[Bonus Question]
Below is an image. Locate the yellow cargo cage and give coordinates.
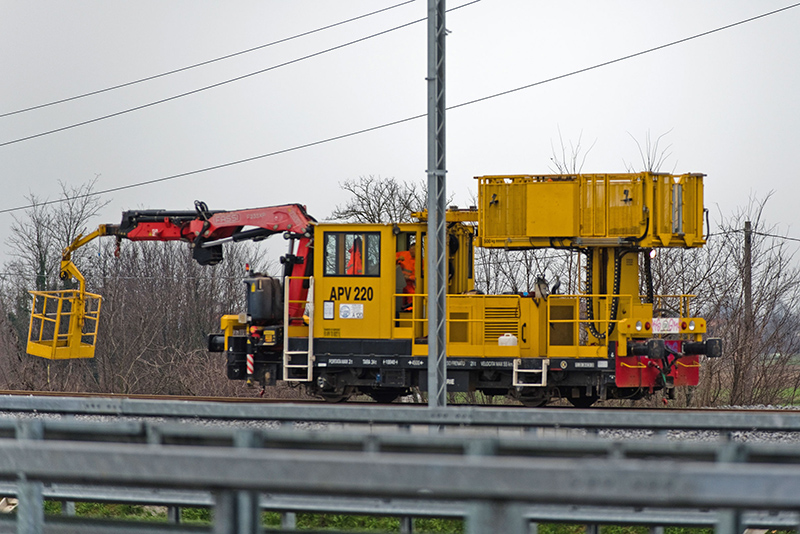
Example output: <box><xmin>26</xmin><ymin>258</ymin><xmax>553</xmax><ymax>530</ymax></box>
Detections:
<box><xmin>477</xmin><ymin>173</ymin><xmax>706</xmax><ymax>249</ymax></box>
<box><xmin>27</xmin><ymin>289</ymin><xmax>102</xmax><ymax>360</ymax></box>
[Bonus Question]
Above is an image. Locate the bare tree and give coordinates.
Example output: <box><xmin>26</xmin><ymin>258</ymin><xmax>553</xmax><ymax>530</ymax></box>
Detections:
<box><xmin>649</xmin><ymin>195</ymin><xmax>800</xmax><ymax>406</ymax></box>
<box><xmin>85</xmin><ymin>239</ymin><xmax>271</xmax><ymax>395</ymax></box>
<box><xmin>8</xmin><ymin>195</ymin><xmax>56</xmax><ymax>292</ymax></box>
<box><xmin>329</xmin><ymin>175</ymin><xmax>433</xmax><ymax>223</ymax></box>
<box><xmin>0</xmin><ymin>180</ymin><xmax>108</xmax><ymax>391</ymax></box>
<box><xmin>549</xmin><ymin>127</ymin><xmax>596</xmax><ymax>174</ymax></box>
<box><xmin>625</xmin><ymin>130</ymin><xmax>676</xmax><ymax>173</ymax></box>
<box><xmin>0</xmin><ymin>179</ymin><xmax>280</xmax><ymax>397</ymax></box>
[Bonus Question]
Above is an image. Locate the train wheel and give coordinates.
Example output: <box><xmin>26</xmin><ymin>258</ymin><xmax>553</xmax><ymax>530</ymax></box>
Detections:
<box><xmin>319</xmin><ymin>386</ymin><xmax>354</xmax><ymax>403</ymax></box>
<box><xmin>567</xmin><ymin>393</ymin><xmax>599</xmax><ymax>408</ymax></box>
<box><xmin>363</xmin><ymin>388</ymin><xmax>405</xmax><ymax>404</ymax></box>
<box><xmin>320</xmin><ymin>393</ymin><xmax>348</xmax><ymax>403</ymax></box>
<box><xmin>513</xmin><ymin>389</ymin><xmax>550</xmax><ymax>407</ymax></box>
<box><xmin>519</xmin><ymin>396</ymin><xmax>549</xmax><ymax>407</ymax></box>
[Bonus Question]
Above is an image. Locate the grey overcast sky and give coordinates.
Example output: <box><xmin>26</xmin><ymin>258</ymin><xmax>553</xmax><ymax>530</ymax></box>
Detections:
<box><xmin>1</xmin><ymin>1</ymin><xmax>799</xmax><ymax>262</ymax></box>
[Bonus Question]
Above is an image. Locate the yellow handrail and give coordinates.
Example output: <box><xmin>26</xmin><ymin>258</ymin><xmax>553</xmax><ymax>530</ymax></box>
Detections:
<box><xmin>620</xmin><ymin>361</ymin><xmax>647</xmax><ymax>369</ymax></box>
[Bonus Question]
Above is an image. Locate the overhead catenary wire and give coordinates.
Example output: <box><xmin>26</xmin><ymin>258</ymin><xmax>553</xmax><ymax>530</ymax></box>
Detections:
<box><xmin>1</xmin><ymin>1</ymin><xmax>798</xmax><ymax>215</ymax></box>
<box><xmin>753</xmin><ymin>231</ymin><xmax>800</xmax><ymax>243</ymax></box>
<box><xmin>0</xmin><ymin>0</ymin><xmax>414</xmax><ymax>119</ymax></box>
<box><xmin>0</xmin><ymin>1</ymin><xmax>480</xmax><ymax>149</ymax></box>
<box><xmin>448</xmin><ymin>1</ymin><xmax>800</xmax><ymax>112</ymax></box>
<box><xmin>707</xmin><ymin>229</ymin><xmax>800</xmax><ymax>244</ymax></box>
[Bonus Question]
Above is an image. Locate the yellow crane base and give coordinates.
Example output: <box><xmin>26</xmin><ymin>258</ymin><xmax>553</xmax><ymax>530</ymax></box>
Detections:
<box><xmin>27</xmin><ymin>289</ymin><xmax>101</xmax><ymax>360</ymax></box>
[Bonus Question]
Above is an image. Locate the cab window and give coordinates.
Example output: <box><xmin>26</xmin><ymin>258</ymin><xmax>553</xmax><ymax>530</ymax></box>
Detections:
<box><xmin>323</xmin><ymin>232</ymin><xmax>380</xmax><ymax>276</ymax></box>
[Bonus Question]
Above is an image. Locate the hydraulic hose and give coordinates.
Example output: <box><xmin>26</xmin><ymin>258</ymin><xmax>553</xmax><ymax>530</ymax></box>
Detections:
<box><xmin>644</xmin><ymin>248</ymin><xmax>654</xmax><ymax>304</ymax></box>
<box><xmin>584</xmin><ymin>249</ymin><xmax>621</xmax><ymax>340</ymax></box>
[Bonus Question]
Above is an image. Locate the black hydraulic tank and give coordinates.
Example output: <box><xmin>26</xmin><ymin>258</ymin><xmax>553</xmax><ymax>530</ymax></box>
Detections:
<box><xmin>244</xmin><ymin>275</ymin><xmax>283</xmax><ymax>326</ymax></box>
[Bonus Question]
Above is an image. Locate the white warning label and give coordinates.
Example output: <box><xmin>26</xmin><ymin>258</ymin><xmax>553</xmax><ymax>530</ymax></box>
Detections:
<box><xmin>338</xmin><ymin>303</ymin><xmax>364</xmax><ymax>319</ymax></box>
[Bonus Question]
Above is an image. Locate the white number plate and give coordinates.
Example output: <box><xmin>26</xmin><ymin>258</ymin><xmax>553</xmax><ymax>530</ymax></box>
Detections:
<box><xmin>652</xmin><ymin>317</ymin><xmax>680</xmax><ymax>334</ymax></box>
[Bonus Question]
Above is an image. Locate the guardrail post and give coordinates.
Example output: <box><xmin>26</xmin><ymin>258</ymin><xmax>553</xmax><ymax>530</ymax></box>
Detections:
<box><xmin>715</xmin><ymin>441</ymin><xmax>747</xmax><ymax>534</ymax></box>
<box><xmin>168</xmin><ymin>506</ymin><xmax>181</xmax><ymax>524</ymax></box>
<box><xmin>213</xmin><ymin>490</ymin><xmax>261</xmax><ymax>534</ymax></box>
<box><xmin>399</xmin><ymin>516</ymin><xmax>413</xmax><ymax>534</ymax></box>
<box><xmin>17</xmin><ymin>475</ymin><xmax>43</xmax><ymax>534</ymax></box>
<box><xmin>716</xmin><ymin>509</ymin><xmax>742</xmax><ymax>534</ymax></box>
<box><xmin>211</xmin><ymin>430</ymin><xmax>263</xmax><ymax>534</ymax></box>
<box><xmin>61</xmin><ymin>500</ymin><xmax>75</xmax><ymax>516</ymax></box>
<box><xmin>16</xmin><ymin>420</ymin><xmax>44</xmax><ymax>534</ymax></box>
<box><xmin>468</xmin><ymin>501</ymin><xmax>526</xmax><ymax>534</ymax></box>
<box><xmin>281</xmin><ymin>511</ymin><xmax>296</xmax><ymax>530</ymax></box>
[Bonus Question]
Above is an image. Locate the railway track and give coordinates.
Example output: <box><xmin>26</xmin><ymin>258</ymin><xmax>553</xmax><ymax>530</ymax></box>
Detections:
<box><xmin>0</xmin><ymin>389</ymin><xmax>796</xmax><ymax>416</ymax></box>
<box><xmin>0</xmin><ymin>389</ymin><xmax>314</xmax><ymax>404</ymax></box>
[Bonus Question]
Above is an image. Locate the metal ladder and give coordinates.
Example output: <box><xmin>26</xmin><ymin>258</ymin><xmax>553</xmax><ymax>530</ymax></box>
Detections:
<box><xmin>512</xmin><ymin>358</ymin><xmax>549</xmax><ymax>387</ymax></box>
<box><xmin>282</xmin><ymin>276</ymin><xmax>314</xmax><ymax>382</ymax></box>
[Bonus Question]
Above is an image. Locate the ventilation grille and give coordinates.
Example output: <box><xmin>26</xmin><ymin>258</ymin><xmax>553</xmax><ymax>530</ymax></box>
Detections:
<box><xmin>484</xmin><ymin>306</ymin><xmax>519</xmax><ymax>343</ymax></box>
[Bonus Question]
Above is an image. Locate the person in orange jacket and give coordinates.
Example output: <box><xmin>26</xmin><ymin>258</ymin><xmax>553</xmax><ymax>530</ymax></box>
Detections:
<box><xmin>346</xmin><ymin>237</ymin><xmax>363</xmax><ymax>275</ymax></box>
<box><xmin>395</xmin><ymin>247</ymin><xmax>416</xmax><ymax>307</ymax></box>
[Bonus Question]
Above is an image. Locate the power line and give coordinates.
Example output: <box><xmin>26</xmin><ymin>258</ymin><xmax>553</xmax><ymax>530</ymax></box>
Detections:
<box><xmin>448</xmin><ymin>1</ymin><xmax>800</xmax><ymax>111</ymax></box>
<box><xmin>1</xmin><ymin>1</ymin><xmax>797</xmax><ymax>215</ymax></box>
<box><xmin>0</xmin><ymin>1</ymin><xmax>414</xmax><ymax>119</ymax></box>
<box><xmin>0</xmin><ymin>1</ymin><xmax>480</xmax><ymax>149</ymax></box>
<box><xmin>754</xmin><ymin>231</ymin><xmax>800</xmax><ymax>243</ymax></box>
<box><xmin>0</xmin><ymin>112</ymin><xmax>426</xmax><ymax>214</ymax></box>
<box><xmin>707</xmin><ymin>229</ymin><xmax>800</xmax><ymax>244</ymax></box>
<box><xmin>707</xmin><ymin>230</ymin><xmax>742</xmax><ymax>238</ymax></box>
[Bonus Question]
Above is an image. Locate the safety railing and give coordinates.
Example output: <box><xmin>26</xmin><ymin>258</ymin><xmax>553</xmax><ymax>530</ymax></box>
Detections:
<box><xmin>27</xmin><ymin>289</ymin><xmax>101</xmax><ymax>360</ymax></box>
<box><xmin>650</xmin><ymin>293</ymin><xmax>696</xmax><ymax>318</ymax></box>
<box><xmin>544</xmin><ymin>293</ymin><xmax>635</xmax><ymax>357</ymax></box>
<box><xmin>394</xmin><ymin>292</ymin><xmax>525</xmax><ymax>357</ymax></box>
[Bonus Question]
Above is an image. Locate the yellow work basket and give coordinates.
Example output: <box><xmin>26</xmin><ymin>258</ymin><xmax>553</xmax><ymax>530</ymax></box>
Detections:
<box><xmin>27</xmin><ymin>289</ymin><xmax>102</xmax><ymax>360</ymax></box>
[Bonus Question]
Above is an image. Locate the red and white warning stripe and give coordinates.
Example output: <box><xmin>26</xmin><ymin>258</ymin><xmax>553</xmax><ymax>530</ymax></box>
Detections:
<box><xmin>246</xmin><ymin>353</ymin><xmax>254</xmax><ymax>376</ymax></box>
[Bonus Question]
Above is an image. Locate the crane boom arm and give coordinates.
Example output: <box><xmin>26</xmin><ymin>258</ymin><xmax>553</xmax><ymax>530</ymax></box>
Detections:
<box><xmin>61</xmin><ymin>202</ymin><xmax>316</xmax><ymax>320</ymax></box>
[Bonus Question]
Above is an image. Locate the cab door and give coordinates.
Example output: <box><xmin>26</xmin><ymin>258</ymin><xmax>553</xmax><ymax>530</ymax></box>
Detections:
<box><xmin>314</xmin><ymin>227</ymin><xmax>384</xmax><ymax>339</ymax></box>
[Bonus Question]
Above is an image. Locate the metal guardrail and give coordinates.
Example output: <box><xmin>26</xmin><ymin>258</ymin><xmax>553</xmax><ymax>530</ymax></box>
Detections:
<box><xmin>2</xmin><ymin>394</ymin><xmax>800</xmax><ymax>432</ymax></box>
<box><xmin>4</xmin><ymin>435</ymin><xmax>800</xmax><ymax>534</ymax></box>
<box><xmin>2</xmin><ymin>484</ymin><xmax>799</xmax><ymax>529</ymax></box>
<box><xmin>1</xmin><ymin>412</ymin><xmax>800</xmax><ymax>534</ymax></box>
<box><xmin>3</xmin><ymin>417</ymin><xmax>800</xmax><ymax>462</ymax></box>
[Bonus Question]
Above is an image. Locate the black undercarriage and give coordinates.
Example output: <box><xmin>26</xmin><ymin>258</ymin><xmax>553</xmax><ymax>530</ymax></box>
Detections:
<box><xmin>212</xmin><ymin>335</ymin><xmax>663</xmax><ymax>407</ymax></box>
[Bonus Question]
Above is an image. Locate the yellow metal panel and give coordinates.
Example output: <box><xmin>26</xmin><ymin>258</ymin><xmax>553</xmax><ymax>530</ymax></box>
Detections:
<box><xmin>547</xmin><ymin>345</ymin><xmax>608</xmax><ymax>358</ymax></box>
<box><xmin>479</xmin><ymin>177</ymin><xmax>529</xmax><ymax>243</ymax></box>
<box><xmin>655</xmin><ymin>174</ymin><xmax>674</xmax><ymax>246</ymax></box>
<box><xmin>525</xmin><ymin>181</ymin><xmax>578</xmax><ymax>237</ymax></box>
<box><xmin>607</xmin><ymin>175</ymin><xmax>644</xmax><ymax>236</ymax></box>
<box><xmin>580</xmin><ymin>174</ymin><xmax>606</xmax><ymax>237</ymax></box>
<box><xmin>477</xmin><ymin>173</ymin><xmax>705</xmax><ymax>249</ymax></box>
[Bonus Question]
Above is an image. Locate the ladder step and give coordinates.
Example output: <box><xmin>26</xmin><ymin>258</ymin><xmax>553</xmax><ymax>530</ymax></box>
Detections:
<box><xmin>282</xmin><ymin>276</ymin><xmax>315</xmax><ymax>382</ymax></box>
<box><xmin>512</xmin><ymin>359</ymin><xmax>549</xmax><ymax>387</ymax></box>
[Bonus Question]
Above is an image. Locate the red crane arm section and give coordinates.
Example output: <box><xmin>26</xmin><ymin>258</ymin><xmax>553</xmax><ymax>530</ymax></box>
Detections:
<box><xmin>111</xmin><ymin>203</ymin><xmax>316</xmax><ymax>324</ymax></box>
<box><xmin>119</xmin><ymin>204</ymin><xmax>314</xmax><ymax>243</ymax></box>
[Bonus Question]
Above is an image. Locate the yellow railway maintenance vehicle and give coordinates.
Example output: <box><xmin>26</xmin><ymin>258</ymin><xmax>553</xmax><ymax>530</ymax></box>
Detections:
<box><xmin>28</xmin><ymin>173</ymin><xmax>721</xmax><ymax>406</ymax></box>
